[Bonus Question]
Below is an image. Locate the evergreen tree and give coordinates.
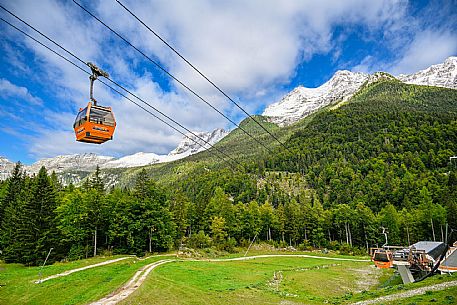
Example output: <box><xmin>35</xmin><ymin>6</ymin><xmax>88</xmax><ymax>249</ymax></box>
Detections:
<box><xmin>133</xmin><ymin>172</ymin><xmax>175</xmax><ymax>253</ymax></box>
<box><xmin>16</xmin><ymin>167</ymin><xmax>59</xmax><ymax>265</ymax></box>
<box><xmin>1</xmin><ymin>163</ymin><xmax>26</xmax><ymax>262</ymax></box>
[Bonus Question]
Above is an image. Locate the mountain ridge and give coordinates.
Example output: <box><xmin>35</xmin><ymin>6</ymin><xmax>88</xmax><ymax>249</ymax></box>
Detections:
<box><xmin>1</xmin><ymin>57</ymin><xmax>455</xmax><ymax>183</ymax></box>
<box><xmin>262</xmin><ymin>56</ymin><xmax>457</xmax><ymax>126</ymax></box>
<box><xmin>0</xmin><ymin>128</ymin><xmax>228</xmax><ymax>182</ymax></box>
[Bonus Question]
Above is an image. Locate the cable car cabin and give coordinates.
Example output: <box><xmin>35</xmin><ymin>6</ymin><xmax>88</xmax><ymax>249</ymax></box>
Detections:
<box><xmin>372</xmin><ymin>249</ymin><xmax>394</xmax><ymax>269</ymax></box>
<box><xmin>73</xmin><ymin>102</ymin><xmax>116</xmax><ymax>144</ymax></box>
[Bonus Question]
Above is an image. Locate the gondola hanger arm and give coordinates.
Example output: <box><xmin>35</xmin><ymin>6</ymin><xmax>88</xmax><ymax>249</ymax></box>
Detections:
<box><xmin>87</xmin><ymin>62</ymin><xmax>109</xmax><ymax>106</ymax></box>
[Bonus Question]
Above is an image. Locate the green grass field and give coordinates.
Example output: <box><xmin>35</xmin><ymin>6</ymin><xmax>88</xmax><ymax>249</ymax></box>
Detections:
<box><xmin>0</xmin><ymin>255</ymin><xmax>170</xmax><ymax>305</ymax></box>
<box><xmin>119</xmin><ymin>256</ymin><xmax>380</xmax><ymax>305</ymax></box>
<box><xmin>1</xmin><ymin>252</ymin><xmax>455</xmax><ymax>305</ymax></box>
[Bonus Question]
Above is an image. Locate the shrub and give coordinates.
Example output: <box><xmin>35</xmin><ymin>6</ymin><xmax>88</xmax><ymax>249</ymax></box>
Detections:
<box><xmin>187</xmin><ymin>230</ymin><xmax>212</xmax><ymax>249</ymax></box>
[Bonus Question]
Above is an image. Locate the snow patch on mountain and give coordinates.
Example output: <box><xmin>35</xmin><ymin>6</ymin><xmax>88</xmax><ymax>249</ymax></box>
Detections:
<box><xmin>398</xmin><ymin>56</ymin><xmax>457</xmax><ymax>89</ymax></box>
<box><xmin>262</xmin><ymin>70</ymin><xmax>369</xmax><ymax>126</ymax></box>
<box><xmin>169</xmin><ymin>128</ymin><xmax>228</xmax><ymax>156</ymax></box>
<box><xmin>0</xmin><ymin>157</ymin><xmax>15</xmax><ymax>180</ymax></box>
<box><xmin>103</xmin><ymin>128</ymin><xmax>228</xmax><ymax>169</ymax></box>
<box><xmin>102</xmin><ymin>152</ymin><xmax>162</xmax><ymax>169</ymax></box>
<box><xmin>27</xmin><ymin>153</ymin><xmax>114</xmax><ymax>175</ymax></box>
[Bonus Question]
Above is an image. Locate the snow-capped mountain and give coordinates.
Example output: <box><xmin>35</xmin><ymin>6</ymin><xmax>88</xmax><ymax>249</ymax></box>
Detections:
<box><xmin>169</xmin><ymin>128</ymin><xmax>228</xmax><ymax>156</ymax></box>
<box><xmin>2</xmin><ymin>57</ymin><xmax>455</xmax><ymax>182</ymax></box>
<box><xmin>102</xmin><ymin>128</ymin><xmax>229</xmax><ymax>169</ymax></box>
<box><xmin>0</xmin><ymin>128</ymin><xmax>229</xmax><ymax>181</ymax></box>
<box><xmin>0</xmin><ymin>156</ymin><xmax>15</xmax><ymax>180</ymax></box>
<box><xmin>398</xmin><ymin>56</ymin><xmax>457</xmax><ymax>89</ymax></box>
<box><xmin>263</xmin><ymin>56</ymin><xmax>457</xmax><ymax>126</ymax></box>
<box><xmin>27</xmin><ymin>153</ymin><xmax>115</xmax><ymax>175</ymax></box>
<box><xmin>263</xmin><ymin>70</ymin><xmax>369</xmax><ymax>126</ymax></box>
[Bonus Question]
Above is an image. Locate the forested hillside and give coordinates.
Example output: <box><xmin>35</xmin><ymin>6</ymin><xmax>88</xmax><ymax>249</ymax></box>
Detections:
<box><xmin>1</xmin><ymin>79</ymin><xmax>456</xmax><ymax>265</ymax></box>
<box><xmin>267</xmin><ymin>80</ymin><xmax>457</xmax><ymax>245</ymax></box>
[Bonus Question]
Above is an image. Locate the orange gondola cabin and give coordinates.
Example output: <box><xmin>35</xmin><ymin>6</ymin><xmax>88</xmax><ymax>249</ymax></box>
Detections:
<box><xmin>74</xmin><ymin>102</ymin><xmax>116</xmax><ymax>144</ymax></box>
<box><xmin>372</xmin><ymin>249</ymin><xmax>394</xmax><ymax>269</ymax></box>
<box><xmin>74</xmin><ymin>62</ymin><xmax>115</xmax><ymax>144</ymax></box>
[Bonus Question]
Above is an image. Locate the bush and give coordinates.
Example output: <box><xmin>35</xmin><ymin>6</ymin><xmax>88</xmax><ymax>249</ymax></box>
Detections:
<box><xmin>278</xmin><ymin>240</ymin><xmax>288</xmax><ymax>248</ymax></box>
<box><xmin>297</xmin><ymin>240</ymin><xmax>313</xmax><ymax>251</ymax></box>
<box><xmin>352</xmin><ymin>247</ymin><xmax>367</xmax><ymax>256</ymax></box>
<box><xmin>187</xmin><ymin>230</ymin><xmax>212</xmax><ymax>249</ymax></box>
<box><xmin>339</xmin><ymin>243</ymin><xmax>352</xmax><ymax>255</ymax></box>
<box><xmin>222</xmin><ymin>237</ymin><xmax>237</xmax><ymax>253</ymax></box>
<box><xmin>328</xmin><ymin>241</ymin><xmax>340</xmax><ymax>250</ymax></box>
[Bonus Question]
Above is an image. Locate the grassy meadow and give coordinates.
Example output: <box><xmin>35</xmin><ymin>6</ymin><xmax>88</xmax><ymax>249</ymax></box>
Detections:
<box><xmin>1</xmin><ymin>251</ymin><xmax>455</xmax><ymax>305</ymax></box>
<box><xmin>0</xmin><ymin>255</ymin><xmax>170</xmax><ymax>305</ymax></box>
<box><xmin>120</xmin><ymin>255</ymin><xmax>381</xmax><ymax>305</ymax></box>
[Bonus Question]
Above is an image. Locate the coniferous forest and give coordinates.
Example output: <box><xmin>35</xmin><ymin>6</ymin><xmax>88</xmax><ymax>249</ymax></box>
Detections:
<box><xmin>1</xmin><ymin>80</ymin><xmax>457</xmax><ymax>266</ymax></box>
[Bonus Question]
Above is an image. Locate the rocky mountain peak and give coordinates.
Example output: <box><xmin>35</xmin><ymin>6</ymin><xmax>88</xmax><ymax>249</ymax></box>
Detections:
<box><xmin>263</xmin><ymin>70</ymin><xmax>369</xmax><ymax>126</ymax></box>
<box><xmin>263</xmin><ymin>57</ymin><xmax>456</xmax><ymax>126</ymax></box>
<box><xmin>398</xmin><ymin>56</ymin><xmax>457</xmax><ymax>89</ymax></box>
<box><xmin>27</xmin><ymin>153</ymin><xmax>115</xmax><ymax>174</ymax></box>
<box><xmin>0</xmin><ymin>156</ymin><xmax>15</xmax><ymax>180</ymax></box>
<box><xmin>169</xmin><ymin>128</ymin><xmax>228</xmax><ymax>156</ymax></box>
<box><xmin>0</xmin><ymin>128</ymin><xmax>229</xmax><ymax>183</ymax></box>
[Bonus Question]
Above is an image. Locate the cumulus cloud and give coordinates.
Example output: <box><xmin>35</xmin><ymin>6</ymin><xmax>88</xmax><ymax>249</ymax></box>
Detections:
<box><xmin>351</xmin><ymin>0</ymin><xmax>457</xmax><ymax>76</ymax></box>
<box><xmin>390</xmin><ymin>30</ymin><xmax>457</xmax><ymax>75</ymax></box>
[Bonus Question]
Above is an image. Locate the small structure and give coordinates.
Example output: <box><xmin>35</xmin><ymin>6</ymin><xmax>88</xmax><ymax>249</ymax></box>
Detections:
<box><xmin>438</xmin><ymin>241</ymin><xmax>457</xmax><ymax>273</ymax></box>
<box><xmin>392</xmin><ymin>241</ymin><xmax>446</xmax><ymax>284</ymax></box>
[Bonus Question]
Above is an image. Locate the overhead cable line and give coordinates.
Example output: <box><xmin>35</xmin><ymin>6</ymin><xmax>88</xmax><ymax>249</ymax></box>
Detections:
<box><xmin>72</xmin><ymin>0</ymin><xmax>277</xmax><ymax>155</ymax></box>
<box><xmin>115</xmin><ymin>0</ymin><xmax>292</xmax><ymax>154</ymax></box>
<box><xmin>0</xmin><ymin>11</ymin><xmax>239</xmax><ymax>170</ymax></box>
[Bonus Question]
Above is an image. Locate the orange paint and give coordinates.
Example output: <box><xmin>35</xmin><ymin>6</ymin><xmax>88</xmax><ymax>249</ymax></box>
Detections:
<box><xmin>73</xmin><ymin>102</ymin><xmax>116</xmax><ymax>144</ymax></box>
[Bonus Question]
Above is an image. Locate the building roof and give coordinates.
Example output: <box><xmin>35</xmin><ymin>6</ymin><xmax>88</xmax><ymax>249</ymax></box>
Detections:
<box><xmin>411</xmin><ymin>241</ymin><xmax>446</xmax><ymax>260</ymax></box>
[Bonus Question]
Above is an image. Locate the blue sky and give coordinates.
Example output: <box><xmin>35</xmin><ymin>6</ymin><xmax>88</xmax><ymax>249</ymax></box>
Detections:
<box><xmin>0</xmin><ymin>0</ymin><xmax>456</xmax><ymax>164</ymax></box>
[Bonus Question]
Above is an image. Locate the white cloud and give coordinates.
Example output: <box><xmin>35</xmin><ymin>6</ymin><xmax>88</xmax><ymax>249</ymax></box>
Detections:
<box><xmin>350</xmin><ymin>0</ymin><xmax>457</xmax><ymax>76</ymax></box>
<box><xmin>352</xmin><ymin>55</ymin><xmax>376</xmax><ymax>74</ymax></box>
<box><xmin>0</xmin><ymin>78</ymin><xmax>43</xmax><ymax>105</ymax></box>
<box><xmin>390</xmin><ymin>30</ymin><xmax>457</xmax><ymax>75</ymax></box>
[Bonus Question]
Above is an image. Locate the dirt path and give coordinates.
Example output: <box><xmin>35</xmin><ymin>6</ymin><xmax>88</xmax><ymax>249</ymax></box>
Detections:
<box><xmin>35</xmin><ymin>256</ymin><xmax>134</xmax><ymax>283</ymax></box>
<box><xmin>206</xmin><ymin>254</ymin><xmax>369</xmax><ymax>263</ymax></box>
<box><xmin>87</xmin><ymin>259</ymin><xmax>175</xmax><ymax>305</ymax></box>
<box><xmin>35</xmin><ymin>254</ymin><xmax>176</xmax><ymax>284</ymax></box>
<box><xmin>351</xmin><ymin>280</ymin><xmax>457</xmax><ymax>305</ymax></box>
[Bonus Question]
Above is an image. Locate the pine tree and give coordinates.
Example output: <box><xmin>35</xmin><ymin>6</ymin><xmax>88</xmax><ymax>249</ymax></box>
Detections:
<box><xmin>1</xmin><ymin>163</ymin><xmax>26</xmax><ymax>262</ymax></box>
<box><xmin>16</xmin><ymin>167</ymin><xmax>59</xmax><ymax>265</ymax></box>
<box><xmin>133</xmin><ymin>169</ymin><xmax>149</xmax><ymax>200</ymax></box>
<box><xmin>132</xmin><ymin>171</ymin><xmax>176</xmax><ymax>253</ymax></box>
<box><xmin>90</xmin><ymin>165</ymin><xmax>104</xmax><ymax>193</ymax></box>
